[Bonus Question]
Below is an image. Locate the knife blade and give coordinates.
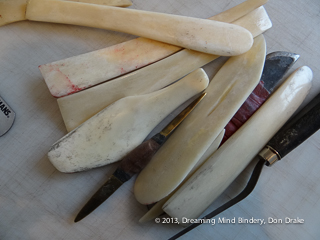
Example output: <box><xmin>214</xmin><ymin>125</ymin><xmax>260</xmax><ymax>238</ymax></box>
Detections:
<box><xmin>74</xmin><ymin>92</ymin><xmax>206</xmax><ymax>222</ymax></box>
<box><xmin>170</xmin><ymin>88</ymin><xmax>320</xmax><ymax>240</ymax></box>
<box><xmin>0</xmin><ymin>95</ymin><xmax>15</xmax><ymax>137</ymax></box>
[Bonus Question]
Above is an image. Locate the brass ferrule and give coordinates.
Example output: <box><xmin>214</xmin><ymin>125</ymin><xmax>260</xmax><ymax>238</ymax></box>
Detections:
<box><xmin>258</xmin><ymin>146</ymin><xmax>281</xmax><ymax>167</ymax></box>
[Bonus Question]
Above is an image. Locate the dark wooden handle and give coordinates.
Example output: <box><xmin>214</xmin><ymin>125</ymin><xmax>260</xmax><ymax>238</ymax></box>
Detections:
<box><xmin>118</xmin><ymin>138</ymin><xmax>161</xmax><ymax>178</ymax></box>
<box><xmin>267</xmin><ymin>93</ymin><xmax>320</xmax><ymax>158</ymax></box>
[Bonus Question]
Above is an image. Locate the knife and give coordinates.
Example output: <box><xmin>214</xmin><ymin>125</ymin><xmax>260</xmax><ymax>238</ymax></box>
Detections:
<box><xmin>0</xmin><ymin>95</ymin><xmax>15</xmax><ymax>137</ymax></box>
<box><xmin>74</xmin><ymin>92</ymin><xmax>206</xmax><ymax>222</ymax></box>
<box><xmin>170</xmin><ymin>90</ymin><xmax>320</xmax><ymax>240</ymax></box>
<box><xmin>138</xmin><ymin>51</ymin><xmax>300</xmax><ymax>223</ymax></box>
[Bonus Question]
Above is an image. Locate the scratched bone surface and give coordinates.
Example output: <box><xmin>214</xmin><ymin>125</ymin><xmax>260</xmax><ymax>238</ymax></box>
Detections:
<box><xmin>0</xmin><ymin>0</ymin><xmax>319</xmax><ymax>240</ymax></box>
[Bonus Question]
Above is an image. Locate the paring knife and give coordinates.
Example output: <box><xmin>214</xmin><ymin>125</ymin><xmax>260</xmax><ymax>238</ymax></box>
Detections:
<box><xmin>170</xmin><ymin>91</ymin><xmax>320</xmax><ymax>240</ymax></box>
<box><xmin>74</xmin><ymin>92</ymin><xmax>207</xmax><ymax>222</ymax></box>
<box><xmin>0</xmin><ymin>95</ymin><xmax>15</xmax><ymax>137</ymax></box>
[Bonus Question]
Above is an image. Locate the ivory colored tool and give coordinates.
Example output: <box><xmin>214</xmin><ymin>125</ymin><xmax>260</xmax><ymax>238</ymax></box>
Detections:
<box><xmin>221</xmin><ymin>51</ymin><xmax>300</xmax><ymax>144</ymax></box>
<box><xmin>48</xmin><ymin>69</ymin><xmax>209</xmax><ymax>173</ymax></box>
<box><xmin>0</xmin><ymin>0</ymin><xmax>132</xmax><ymax>27</ymax></box>
<box><xmin>25</xmin><ymin>0</ymin><xmax>253</xmax><ymax>56</ymax></box>
<box><xmin>171</xmin><ymin>80</ymin><xmax>319</xmax><ymax>239</ymax></box>
<box><xmin>74</xmin><ymin>93</ymin><xmax>206</xmax><ymax>222</ymax></box>
<box><xmin>39</xmin><ymin>0</ymin><xmax>268</xmax><ymax>98</ymax></box>
<box><xmin>57</xmin><ymin>6</ymin><xmax>272</xmax><ymax>132</ymax></box>
<box><xmin>163</xmin><ymin>66</ymin><xmax>313</xmax><ymax>222</ymax></box>
<box><xmin>138</xmin><ymin>51</ymin><xmax>300</xmax><ymax>222</ymax></box>
<box><xmin>134</xmin><ymin>35</ymin><xmax>266</xmax><ymax>205</ymax></box>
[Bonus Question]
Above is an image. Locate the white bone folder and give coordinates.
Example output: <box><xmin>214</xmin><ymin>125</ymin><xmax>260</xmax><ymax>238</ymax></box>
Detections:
<box><xmin>163</xmin><ymin>66</ymin><xmax>313</xmax><ymax>222</ymax></box>
<box><xmin>139</xmin><ymin>129</ymin><xmax>225</xmax><ymax>223</ymax></box>
<box><xmin>134</xmin><ymin>34</ymin><xmax>267</xmax><ymax>205</ymax></box>
<box><xmin>48</xmin><ymin>68</ymin><xmax>209</xmax><ymax>173</ymax></box>
<box><xmin>39</xmin><ymin>0</ymin><xmax>268</xmax><ymax>98</ymax></box>
<box><xmin>26</xmin><ymin>0</ymin><xmax>253</xmax><ymax>56</ymax></box>
<box><xmin>0</xmin><ymin>0</ymin><xmax>133</xmax><ymax>27</ymax></box>
<box><xmin>58</xmin><ymin>6</ymin><xmax>272</xmax><ymax>132</ymax></box>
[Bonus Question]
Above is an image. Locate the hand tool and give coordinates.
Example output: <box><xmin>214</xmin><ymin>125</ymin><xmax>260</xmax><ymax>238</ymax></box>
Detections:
<box><xmin>74</xmin><ymin>92</ymin><xmax>206</xmax><ymax>222</ymax></box>
<box><xmin>48</xmin><ymin>69</ymin><xmax>209</xmax><ymax>173</ymax></box>
<box><xmin>171</xmin><ymin>86</ymin><xmax>319</xmax><ymax>240</ymax></box>
<box><xmin>163</xmin><ymin>66</ymin><xmax>312</xmax><ymax>223</ymax></box>
<box><xmin>0</xmin><ymin>0</ymin><xmax>132</xmax><ymax>27</ymax></box>
<box><xmin>26</xmin><ymin>0</ymin><xmax>253</xmax><ymax>56</ymax></box>
<box><xmin>134</xmin><ymin>35</ymin><xmax>267</xmax><ymax>205</ymax></box>
<box><xmin>221</xmin><ymin>51</ymin><xmax>300</xmax><ymax>144</ymax></box>
<box><xmin>138</xmin><ymin>51</ymin><xmax>300</xmax><ymax>222</ymax></box>
<box><xmin>57</xmin><ymin>6</ymin><xmax>272</xmax><ymax>132</ymax></box>
<box><xmin>39</xmin><ymin>0</ymin><xmax>268</xmax><ymax>98</ymax></box>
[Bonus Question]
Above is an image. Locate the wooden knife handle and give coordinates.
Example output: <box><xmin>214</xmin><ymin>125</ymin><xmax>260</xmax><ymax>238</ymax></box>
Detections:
<box><xmin>265</xmin><ymin>93</ymin><xmax>320</xmax><ymax>160</ymax></box>
<box><xmin>118</xmin><ymin>137</ymin><xmax>161</xmax><ymax>179</ymax></box>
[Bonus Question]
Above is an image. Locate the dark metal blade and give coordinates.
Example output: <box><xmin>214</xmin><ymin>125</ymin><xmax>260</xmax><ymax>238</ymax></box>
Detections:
<box><xmin>74</xmin><ymin>174</ymin><xmax>124</xmax><ymax>222</ymax></box>
<box><xmin>261</xmin><ymin>51</ymin><xmax>300</xmax><ymax>93</ymax></box>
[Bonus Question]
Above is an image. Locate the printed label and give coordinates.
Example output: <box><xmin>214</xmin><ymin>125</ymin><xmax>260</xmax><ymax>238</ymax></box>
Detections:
<box><xmin>0</xmin><ymin>100</ymin><xmax>12</xmax><ymax>118</ymax></box>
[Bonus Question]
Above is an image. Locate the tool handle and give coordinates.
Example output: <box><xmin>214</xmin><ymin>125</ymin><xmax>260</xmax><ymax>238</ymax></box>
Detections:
<box><xmin>118</xmin><ymin>136</ymin><xmax>162</xmax><ymax>180</ymax></box>
<box><xmin>265</xmin><ymin>93</ymin><xmax>320</xmax><ymax>161</ymax></box>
